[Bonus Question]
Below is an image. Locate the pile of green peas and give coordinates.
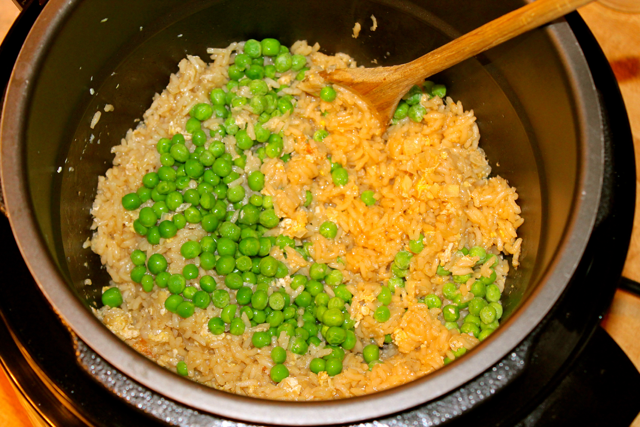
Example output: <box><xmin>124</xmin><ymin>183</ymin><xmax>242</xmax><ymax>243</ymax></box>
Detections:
<box><xmin>238</xmin><ymin>260</ymin><xmax>357</xmax><ymax>382</ymax></box>
<box><xmin>392</xmin><ymin>80</ymin><xmax>447</xmax><ymax>125</ymax></box>
<box><xmin>430</xmin><ymin>246</ymin><xmax>504</xmax><ymax>362</ymax></box>
<box><xmin>102</xmin><ymin>38</ymin><xmax>378</xmax><ymax>383</ymax></box>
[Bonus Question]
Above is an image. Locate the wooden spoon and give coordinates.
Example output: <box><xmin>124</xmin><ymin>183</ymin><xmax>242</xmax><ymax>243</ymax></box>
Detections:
<box><xmin>322</xmin><ymin>0</ymin><xmax>593</xmax><ymax>125</ymax></box>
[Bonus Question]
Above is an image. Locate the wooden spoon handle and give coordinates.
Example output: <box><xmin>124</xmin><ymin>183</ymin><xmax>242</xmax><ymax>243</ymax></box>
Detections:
<box><xmin>324</xmin><ymin>0</ymin><xmax>593</xmax><ymax>124</ymax></box>
<box><xmin>399</xmin><ymin>0</ymin><xmax>594</xmax><ymax>83</ymax></box>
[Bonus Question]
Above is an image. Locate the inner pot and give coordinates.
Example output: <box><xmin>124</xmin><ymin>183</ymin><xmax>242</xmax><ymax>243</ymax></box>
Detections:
<box><xmin>0</xmin><ymin>0</ymin><xmax>604</xmax><ymax>424</ymax></box>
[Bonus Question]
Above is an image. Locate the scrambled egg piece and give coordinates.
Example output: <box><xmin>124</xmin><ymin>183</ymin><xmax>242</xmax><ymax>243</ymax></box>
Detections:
<box><xmin>280</xmin><ymin>377</ymin><xmax>302</xmax><ymax>395</ymax></box>
<box><xmin>103</xmin><ymin>308</ymin><xmax>140</xmax><ymax>340</ymax></box>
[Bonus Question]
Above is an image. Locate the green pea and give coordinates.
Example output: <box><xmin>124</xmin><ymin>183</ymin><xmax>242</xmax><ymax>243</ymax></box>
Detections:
<box><xmin>229</xmin><ymin>318</ymin><xmax>246</xmax><ymax>335</ymax></box>
<box><xmin>288</xmin><ymin>54</ymin><xmax>305</xmax><ymax>71</ymax></box>
<box><xmin>121</xmin><ymin>193</ymin><xmax>142</xmax><ymax>210</ymax></box>
<box><xmin>334</xmin><ymin>285</ymin><xmax>352</xmax><ymax>302</ymax></box>
<box><xmin>192</xmin><ymin>290</ymin><xmax>210</xmax><ymax>309</ymax></box>
<box><xmin>470</xmin><ymin>280</ymin><xmax>486</xmax><ymax>298</ymax></box>
<box><xmin>226</xmin><ymin>186</ymin><xmax>245</xmax><ymax>204</ymax></box>
<box><xmin>180</xmin><ymin>241</ymin><xmax>201</xmax><ymax>259</ymax></box>
<box><xmin>442</xmin><ymin>282</ymin><xmax>459</xmax><ymax>300</ymax></box>
<box><xmin>197</xmin><ymin>276</ymin><xmax>215</xmax><ymax>293</ymax></box>
<box><xmin>259</xmin><ymin>209</ymin><xmax>280</xmax><ymax>229</ymax></box>
<box><xmin>257</xmin><ymin>256</ymin><xmax>276</xmax><ymax>277</ymax></box>
<box><xmin>268</xmin><ymin>310</ymin><xmax>285</xmax><ymax>328</ymax></box>
<box><xmin>157</xmin><ymin>138</ymin><xmax>171</xmax><ymax>154</ymax></box>
<box><xmin>313</xmin><ymin>129</ymin><xmax>329</xmax><ymax>142</ymax></box>
<box><xmin>322</xmin><ymin>308</ymin><xmax>344</xmax><ymax>327</ymax></box>
<box><xmin>165</xmin><ymin>294</ymin><xmax>183</xmax><ymax>313</ymax></box>
<box><xmin>208</xmin><ymin>317</ymin><xmax>225</xmax><ymax>335</ymax></box>
<box><xmin>320</xmin><ymin>86</ymin><xmax>337</xmax><ymax>102</ymax></box>
<box><xmin>402</xmin><ymin>85</ymin><xmax>422</xmax><ymax>105</ymax></box>
<box><xmin>136</xmin><ymin>187</ymin><xmax>152</xmax><ymax>203</ymax></box>
<box><xmin>469</xmin><ymin>246</ymin><xmax>487</xmax><ymax>264</ymax></box>
<box><xmin>445</xmin><ymin>321</ymin><xmax>459</xmax><ymax>331</ymax></box>
<box><xmin>431</xmin><ymin>84</ymin><xmax>447</xmax><ymax>98</ymax></box>
<box><xmin>407</xmin><ymin>104</ymin><xmax>426</xmax><ymax>122</ymax></box>
<box><xmin>454</xmin><ymin>274</ymin><xmax>472</xmax><ymax>284</ymax></box>
<box><xmin>319</xmin><ymin>221</ymin><xmax>338</xmax><ymax>239</ymax></box>
<box><xmin>212</xmin><ymin>289</ymin><xmax>230</xmax><ymax>309</ymax></box>
<box><xmin>373</xmin><ymin>306</ymin><xmax>391</xmax><ymax>323</ymax></box>
<box><xmin>289</xmin><ymin>336</ymin><xmax>309</xmax><ymax>355</ymax></box>
<box><xmin>409</xmin><ymin>234</ymin><xmax>425</xmax><ymax>254</ymax></box>
<box><xmin>236</xmin><ymin>256</ymin><xmax>253</xmax><ymax>272</ymax></box>
<box><xmin>490</xmin><ymin>302</ymin><xmax>503</xmax><ymax>320</ymax></box>
<box><xmin>377</xmin><ymin>286</ymin><xmax>392</xmax><ymax>306</ymax></box>
<box><xmin>481</xmin><ymin>320</ymin><xmax>500</xmax><ymax>331</ymax></box>
<box><xmin>478</xmin><ymin>328</ymin><xmax>493</xmax><ymax>341</ymax></box>
<box><xmin>481</xmin><ymin>270</ymin><xmax>498</xmax><ymax>285</ymax></box>
<box><xmin>394</xmin><ymin>251</ymin><xmax>413</xmax><ymax>270</ymax></box>
<box><xmin>243</xmin><ymin>39</ymin><xmax>262</xmax><ymax>58</ymax></box>
<box><xmin>289</xmin><ymin>275</ymin><xmax>307</xmax><ymax>291</ymax></box>
<box><xmin>145</xmin><ymin>226</ymin><xmax>160</xmax><ymax>245</ymax></box>
<box><xmin>176</xmin><ymin>360</ymin><xmax>189</xmax><ymax>376</ymax></box>
<box><xmin>212</xmin><ymin>158</ymin><xmax>232</xmax><ymax>178</ymax></box>
<box><xmin>142</xmin><ymin>172</ymin><xmax>159</xmax><ymax>189</ymax></box>
<box><xmin>274</xmin><ymin>52</ymin><xmax>292</xmax><ymax>73</ymax></box>
<box><xmin>153</xmin><ymin>272</ymin><xmax>168</xmax><ymax>289</ymax></box>
<box><xmin>302</xmin><ymin>280</ymin><xmax>320</xmax><ymax>297</ymax></box>
<box><xmin>262</xmin><ymin>196</ymin><xmax>274</xmax><ymax>209</ymax></box>
<box><xmin>166</xmin><ymin>274</ymin><xmax>185</xmax><ymax>295</ymax></box>
<box><xmin>294</xmin><ymin>291</ymin><xmax>312</xmax><ymax>308</ymax></box>
<box><xmin>423</xmin><ymin>294</ymin><xmax>441</xmax><ymax>309</ymax></box>
<box><xmin>209</xmin><ymin>88</ymin><xmax>227</xmax><ymax>106</ymax></box>
<box><xmin>393</xmin><ymin>101</ymin><xmax>410</xmax><ymax>120</ymax></box>
<box><xmin>309</xmin><ymin>263</ymin><xmax>328</xmax><ymax>280</ymax></box>
<box><xmin>221</xmin><ymin>304</ymin><xmax>238</xmax><ymax>324</ymax></box>
<box><xmin>309</xmin><ymin>358</ymin><xmax>326</xmax><ymax>374</ymax></box>
<box><xmin>189</xmin><ymin>103</ymin><xmax>213</xmax><ymax>121</ymax></box>
<box><xmin>235</xmin><ymin>130</ymin><xmax>254</xmax><ymax>151</ymax></box>
<box><xmin>442</xmin><ymin>304</ymin><xmax>460</xmax><ymax>322</ymax></box>
<box><xmin>141</xmin><ymin>275</ymin><xmax>154</xmax><ymax>292</ymax></box>
<box><xmin>468</xmin><ymin>297</ymin><xmax>487</xmax><ymax>316</ymax></box>
<box><xmin>246</xmin><ymin>332</ymin><xmax>271</xmax><ymax>348</ymax></box>
<box><xmin>325</xmin><ymin>358</ymin><xmax>342</xmax><ymax>376</ymax></box>
<box><xmin>176</xmin><ymin>301</ymin><xmax>195</xmax><ymax>318</ymax></box>
<box><xmin>331</xmin><ymin>167</ymin><xmax>348</xmax><ymax>186</ymax></box>
<box><xmin>198</xmin><ymin>252</ymin><xmax>215</xmax><ymax>270</ymax></box>
<box><xmin>325</xmin><ymin>270</ymin><xmax>343</xmax><ymax>287</ymax></box>
<box><xmin>251</xmin><ymin>290</ymin><xmax>268</xmax><ymax>310</ymax></box>
<box><xmin>479</xmin><ymin>305</ymin><xmax>497</xmax><ymax>324</ymax></box>
<box><xmin>363</xmin><ymin>344</ymin><xmax>380</xmax><ymax>363</ymax></box>
<box><xmin>215</xmin><ymin>255</ymin><xmax>236</xmax><ymax>275</ymax></box>
<box><xmin>460</xmin><ymin>322</ymin><xmax>480</xmax><ymax>338</ymax></box>
<box><xmin>464</xmin><ymin>314</ymin><xmax>482</xmax><ymax>327</ymax></box>
<box><xmin>101</xmin><ymin>287</ymin><xmax>123</xmax><ymax>308</ymax></box>
<box><xmin>264</xmin><ymin>293</ymin><xmax>284</xmax><ymax>312</ymax></box>
<box><xmin>270</xmin><ymin>364</ymin><xmax>289</xmax><ymax>383</ymax></box>
<box><xmin>304</xmin><ymin>190</ymin><xmax>313</xmax><ymax>207</ymax></box>
<box><xmin>260</xmin><ymin>38</ymin><xmax>280</xmax><ymax>57</ymax></box>
<box><xmin>182</xmin><ymin>264</ymin><xmax>199</xmax><ymax>280</ymax></box>
<box><xmin>486</xmin><ymin>284</ymin><xmax>501</xmax><ymax>302</ymax></box>
<box><xmin>437</xmin><ymin>265</ymin><xmax>451</xmax><ymax>276</ymax></box>
<box><xmin>129</xmin><ymin>249</ymin><xmax>146</xmax><ymax>266</ymax></box>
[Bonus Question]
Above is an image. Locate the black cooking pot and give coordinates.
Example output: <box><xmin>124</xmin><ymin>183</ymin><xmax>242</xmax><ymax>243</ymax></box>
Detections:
<box><xmin>0</xmin><ymin>0</ymin><xmax>636</xmax><ymax>425</ymax></box>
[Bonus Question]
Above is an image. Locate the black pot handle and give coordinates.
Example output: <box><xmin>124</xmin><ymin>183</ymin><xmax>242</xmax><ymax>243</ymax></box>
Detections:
<box><xmin>0</xmin><ymin>0</ymin><xmax>46</xmax><ymax>216</ymax></box>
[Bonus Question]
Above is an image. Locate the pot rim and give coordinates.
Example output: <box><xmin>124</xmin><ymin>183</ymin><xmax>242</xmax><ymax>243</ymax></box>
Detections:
<box><xmin>0</xmin><ymin>0</ymin><xmax>604</xmax><ymax>424</ymax></box>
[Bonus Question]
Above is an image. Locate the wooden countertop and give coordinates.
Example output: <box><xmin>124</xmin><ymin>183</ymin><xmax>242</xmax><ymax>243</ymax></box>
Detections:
<box><xmin>0</xmin><ymin>1</ymin><xmax>639</xmax><ymax>425</ymax></box>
